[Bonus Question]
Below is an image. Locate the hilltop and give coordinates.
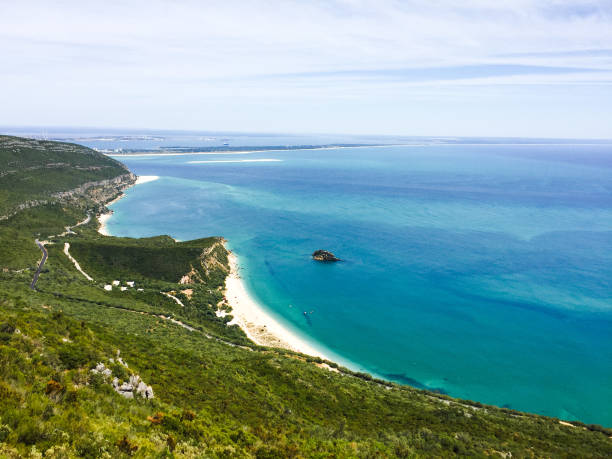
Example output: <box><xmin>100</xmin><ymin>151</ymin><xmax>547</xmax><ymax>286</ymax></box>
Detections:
<box><xmin>0</xmin><ymin>136</ymin><xmax>610</xmax><ymax>457</ymax></box>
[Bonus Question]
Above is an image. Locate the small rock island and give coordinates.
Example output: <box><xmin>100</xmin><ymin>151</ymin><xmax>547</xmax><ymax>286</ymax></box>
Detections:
<box><xmin>312</xmin><ymin>250</ymin><xmax>341</xmax><ymax>262</ymax></box>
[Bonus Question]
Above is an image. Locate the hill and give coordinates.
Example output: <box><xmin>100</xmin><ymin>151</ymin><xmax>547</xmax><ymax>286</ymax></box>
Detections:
<box><xmin>0</xmin><ymin>135</ymin><xmax>132</xmax><ymax>216</ymax></box>
<box><xmin>0</xmin><ymin>136</ymin><xmax>610</xmax><ymax>457</ymax></box>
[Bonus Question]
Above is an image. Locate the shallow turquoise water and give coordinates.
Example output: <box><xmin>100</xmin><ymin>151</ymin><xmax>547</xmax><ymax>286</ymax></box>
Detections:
<box><xmin>105</xmin><ymin>144</ymin><xmax>612</xmax><ymax>425</ymax></box>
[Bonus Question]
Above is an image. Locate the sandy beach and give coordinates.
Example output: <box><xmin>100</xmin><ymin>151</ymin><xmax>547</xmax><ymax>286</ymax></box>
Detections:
<box><xmin>97</xmin><ymin>175</ymin><xmax>159</xmax><ymax>235</ymax></box>
<box><xmin>97</xmin><ymin>212</ymin><xmax>113</xmax><ymax>236</ymax></box>
<box><xmin>224</xmin><ymin>251</ymin><xmax>329</xmax><ymax>360</ymax></box>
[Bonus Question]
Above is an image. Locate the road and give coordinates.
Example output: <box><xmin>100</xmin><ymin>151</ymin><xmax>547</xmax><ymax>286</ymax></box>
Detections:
<box><xmin>29</xmin><ymin>212</ymin><xmax>91</xmax><ymax>289</ymax></box>
<box><xmin>30</xmin><ymin>239</ymin><xmax>48</xmax><ymax>290</ymax></box>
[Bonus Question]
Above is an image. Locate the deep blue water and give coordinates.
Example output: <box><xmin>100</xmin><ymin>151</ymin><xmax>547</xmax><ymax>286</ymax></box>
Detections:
<box><xmin>102</xmin><ymin>144</ymin><xmax>611</xmax><ymax>426</ymax></box>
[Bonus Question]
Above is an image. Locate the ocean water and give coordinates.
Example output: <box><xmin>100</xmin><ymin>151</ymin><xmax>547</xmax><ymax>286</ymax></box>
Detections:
<box><xmin>103</xmin><ymin>144</ymin><xmax>612</xmax><ymax>426</ymax></box>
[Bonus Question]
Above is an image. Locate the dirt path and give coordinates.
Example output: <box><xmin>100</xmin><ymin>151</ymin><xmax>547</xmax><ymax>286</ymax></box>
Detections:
<box><xmin>30</xmin><ymin>239</ymin><xmax>48</xmax><ymax>290</ymax></box>
<box><xmin>161</xmin><ymin>291</ymin><xmax>185</xmax><ymax>307</ymax></box>
<box><xmin>64</xmin><ymin>242</ymin><xmax>94</xmax><ymax>281</ymax></box>
<box><xmin>58</xmin><ymin>213</ymin><xmax>92</xmax><ymax>237</ymax></box>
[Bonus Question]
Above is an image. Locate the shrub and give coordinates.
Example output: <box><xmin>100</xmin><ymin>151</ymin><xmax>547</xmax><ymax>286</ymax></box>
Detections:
<box><xmin>147</xmin><ymin>412</ymin><xmax>164</xmax><ymax>425</ymax></box>
<box><xmin>166</xmin><ymin>434</ymin><xmax>176</xmax><ymax>452</ymax></box>
<box><xmin>58</xmin><ymin>343</ymin><xmax>95</xmax><ymax>369</ymax></box>
<box><xmin>64</xmin><ymin>389</ymin><xmax>78</xmax><ymax>404</ymax></box>
<box><xmin>0</xmin><ymin>322</ymin><xmax>15</xmax><ymax>343</ymax></box>
<box><xmin>74</xmin><ymin>435</ymin><xmax>106</xmax><ymax>458</ymax></box>
<box><xmin>88</xmin><ymin>372</ymin><xmax>105</xmax><ymax>389</ymax></box>
<box><xmin>45</xmin><ymin>380</ymin><xmax>63</xmax><ymax>396</ymax></box>
<box><xmin>117</xmin><ymin>436</ymin><xmax>138</xmax><ymax>455</ymax></box>
<box><xmin>0</xmin><ymin>381</ymin><xmax>20</xmax><ymax>403</ymax></box>
<box><xmin>255</xmin><ymin>446</ymin><xmax>285</xmax><ymax>459</ymax></box>
<box><xmin>111</xmin><ymin>362</ymin><xmax>129</xmax><ymax>381</ymax></box>
<box><xmin>181</xmin><ymin>409</ymin><xmax>196</xmax><ymax>421</ymax></box>
<box><xmin>16</xmin><ymin>418</ymin><xmax>43</xmax><ymax>445</ymax></box>
<box><xmin>0</xmin><ymin>424</ymin><xmax>11</xmax><ymax>442</ymax></box>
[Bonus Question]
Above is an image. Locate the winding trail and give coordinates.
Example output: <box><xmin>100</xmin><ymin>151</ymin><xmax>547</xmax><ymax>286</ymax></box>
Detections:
<box><xmin>58</xmin><ymin>213</ymin><xmax>91</xmax><ymax>237</ymax></box>
<box><xmin>29</xmin><ymin>213</ymin><xmax>93</xmax><ymax>288</ymax></box>
<box><xmin>64</xmin><ymin>242</ymin><xmax>94</xmax><ymax>281</ymax></box>
<box><xmin>161</xmin><ymin>291</ymin><xmax>185</xmax><ymax>307</ymax></box>
<box><xmin>30</xmin><ymin>239</ymin><xmax>48</xmax><ymax>290</ymax></box>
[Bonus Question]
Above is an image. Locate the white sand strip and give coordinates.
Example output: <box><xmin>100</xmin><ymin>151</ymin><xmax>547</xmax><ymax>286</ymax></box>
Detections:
<box><xmin>108</xmin><ymin>151</ymin><xmax>258</xmax><ymax>157</ymax></box>
<box><xmin>97</xmin><ymin>213</ymin><xmax>112</xmax><ymax>236</ymax></box>
<box><xmin>135</xmin><ymin>175</ymin><xmax>159</xmax><ymax>184</ymax></box>
<box><xmin>187</xmin><ymin>159</ymin><xmax>282</xmax><ymax>164</ymax></box>
<box><xmin>105</xmin><ymin>144</ymin><xmax>411</xmax><ymax>158</ymax></box>
<box><xmin>224</xmin><ymin>252</ymin><xmax>328</xmax><ymax>360</ymax></box>
<box><xmin>161</xmin><ymin>292</ymin><xmax>185</xmax><ymax>307</ymax></box>
<box><xmin>64</xmin><ymin>243</ymin><xmax>94</xmax><ymax>281</ymax></box>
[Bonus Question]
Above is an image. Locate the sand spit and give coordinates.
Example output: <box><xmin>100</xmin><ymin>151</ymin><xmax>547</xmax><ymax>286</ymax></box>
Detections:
<box><xmin>187</xmin><ymin>159</ymin><xmax>282</xmax><ymax>164</ymax></box>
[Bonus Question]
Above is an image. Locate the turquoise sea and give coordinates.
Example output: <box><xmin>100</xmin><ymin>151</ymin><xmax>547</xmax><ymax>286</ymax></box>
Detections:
<box><xmin>103</xmin><ymin>143</ymin><xmax>611</xmax><ymax>426</ymax></box>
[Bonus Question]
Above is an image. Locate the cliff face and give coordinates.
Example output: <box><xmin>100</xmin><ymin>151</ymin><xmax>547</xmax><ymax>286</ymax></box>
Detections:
<box><xmin>179</xmin><ymin>239</ymin><xmax>230</xmax><ymax>285</ymax></box>
<box><xmin>0</xmin><ymin>135</ymin><xmax>136</xmax><ymax>220</ymax></box>
<box><xmin>53</xmin><ymin>172</ymin><xmax>137</xmax><ymax>204</ymax></box>
<box><xmin>0</xmin><ymin>173</ymin><xmax>136</xmax><ymax>221</ymax></box>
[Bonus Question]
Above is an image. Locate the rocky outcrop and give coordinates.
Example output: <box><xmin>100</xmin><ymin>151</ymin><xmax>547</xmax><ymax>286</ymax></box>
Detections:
<box><xmin>90</xmin><ymin>353</ymin><xmax>154</xmax><ymax>400</ymax></box>
<box><xmin>179</xmin><ymin>239</ymin><xmax>229</xmax><ymax>284</ymax></box>
<box><xmin>0</xmin><ymin>200</ymin><xmax>50</xmax><ymax>221</ymax></box>
<box><xmin>312</xmin><ymin>250</ymin><xmax>341</xmax><ymax>262</ymax></box>
<box><xmin>53</xmin><ymin>173</ymin><xmax>136</xmax><ymax>204</ymax></box>
<box><xmin>112</xmin><ymin>374</ymin><xmax>154</xmax><ymax>400</ymax></box>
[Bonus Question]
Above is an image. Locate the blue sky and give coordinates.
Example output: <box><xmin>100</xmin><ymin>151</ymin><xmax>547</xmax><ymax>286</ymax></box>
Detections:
<box><xmin>1</xmin><ymin>0</ymin><xmax>611</xmax><ymax>138</ymax></box>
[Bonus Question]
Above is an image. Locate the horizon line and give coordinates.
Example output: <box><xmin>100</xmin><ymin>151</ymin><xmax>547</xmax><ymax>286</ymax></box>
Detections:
<box><xmin>2</xmin><ymin>124</ymin><xmax>612</xmax><ymax>143</ymax></box>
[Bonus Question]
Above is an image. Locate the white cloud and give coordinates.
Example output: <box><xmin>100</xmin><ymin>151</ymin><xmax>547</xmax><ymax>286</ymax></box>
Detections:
<box><xmin>0</xmin><ymin>1</ymin><xmax>611</xmax><ymax>137</ymax></box>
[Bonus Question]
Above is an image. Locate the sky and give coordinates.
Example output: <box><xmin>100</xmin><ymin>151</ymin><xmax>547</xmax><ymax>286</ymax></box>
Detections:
<box><xmin>1</xmin><ymin>0</ymin><xmax>612</xmax><ymax>138</ymax></box>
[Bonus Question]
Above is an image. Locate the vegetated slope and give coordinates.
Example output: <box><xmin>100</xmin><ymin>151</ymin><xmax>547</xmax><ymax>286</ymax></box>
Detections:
<box><xmin>68</xmin><ymin>236</ymin><xmax>228</xmax><ymax>285</ymax></box>
<box><xmin>0</xmin><ymin>135</ymin><xmax>135</xmax><ymax>270</ymax></box>
<box><xmin>0</xmin><ymin>135</ymin><xmax>130</xmax><ymax>215</ymax></box>
<box><xmin>0</xmin><ymin>137</ymin><xmax>610</xmax><ymax>458</ymax></box>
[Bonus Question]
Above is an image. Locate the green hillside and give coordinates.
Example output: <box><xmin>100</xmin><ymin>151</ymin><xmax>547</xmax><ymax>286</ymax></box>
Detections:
<box><xmin>0</xmin><ymin>135</ymin><xmax>129</xmax><ymax>215</ymax></box>
<box><xmin>0</xmin><ymin>136</ymin><xmax>134</xmax><ymax>270</ymax></box>
<box><xmin>0</xmin><ymin>136</ymin><xmax>610</xmax><ymax>458</ymax></box>
<box><xmin>67</xmin><ymin>236</ymin><xmax>228</xmax><ymax>285</ymax></box>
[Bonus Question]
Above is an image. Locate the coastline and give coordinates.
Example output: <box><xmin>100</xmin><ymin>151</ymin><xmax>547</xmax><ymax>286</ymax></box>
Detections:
<box><xmin>224</xmin><ymin>250</ymin><xmax>330</xmax><ymax>361</ymax></box>
<box><xmin>97</xmin><ymin>175</ymin><xmax>159</xmax><ymax>235</ymax></box>
<box><xmin>85</xmin><ymin>159</ymin><xmax>608</xmax><ymax>427</ymax></box>
<box><xmin>94</xmin><ymin>177</ymin><xmax>327</xmax><ymax>362</ymax></box>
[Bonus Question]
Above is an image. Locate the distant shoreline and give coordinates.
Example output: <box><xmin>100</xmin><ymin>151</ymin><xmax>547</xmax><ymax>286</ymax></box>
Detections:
<box><xmin>103</xmin><ymin>143</ymin><xmax>385</xmax><ymax>157</ymax></box>
<box><xmin>102</xmin><ymin>141</ymin><xmax>612</xmax><ymax>158</ymax></box>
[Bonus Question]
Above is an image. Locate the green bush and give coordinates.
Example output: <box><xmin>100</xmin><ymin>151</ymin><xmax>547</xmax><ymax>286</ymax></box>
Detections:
<box><xmin>58</xmin><ymin>343</ymin><xmax>94</xmax><ymax>369</ymax></box>
<box><xmin>0</xmin><ymin>424</ymin><xmax>11</xmax><ymax>442</ymax></box>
